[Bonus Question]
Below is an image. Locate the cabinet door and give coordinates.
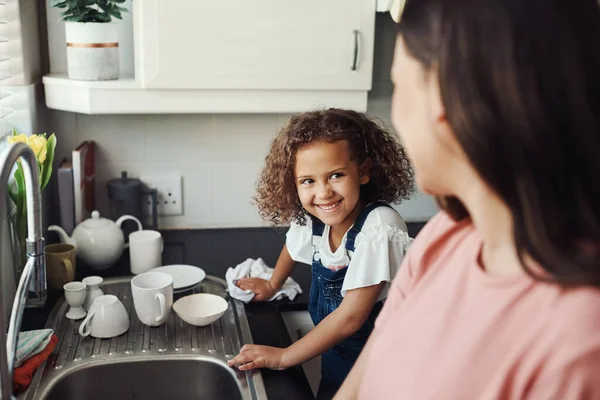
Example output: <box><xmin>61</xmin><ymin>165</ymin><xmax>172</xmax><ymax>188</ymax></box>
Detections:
<box><xmin>281</xmin><ymin>311</ymin><xmax>320</xmax><ymax>396</ymax></box>
<box><xmin>134</xmin><ymin>0</ymin><xmax>376</xmax><ymax>90</ymax></box>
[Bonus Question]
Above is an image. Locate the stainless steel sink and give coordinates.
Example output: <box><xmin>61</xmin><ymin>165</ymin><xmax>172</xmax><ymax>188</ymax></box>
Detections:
<box><xmin>20</xmin><ymin>276</ymin><xmax>267</xmax><ymax>400</ymax></box>
<box><xmin>38</xmin><ymin>358</ymin><xmax>244</xmax><ymax>400</ymax></box>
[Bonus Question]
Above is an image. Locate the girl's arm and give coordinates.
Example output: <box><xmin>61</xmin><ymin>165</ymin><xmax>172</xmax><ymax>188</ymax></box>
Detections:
<box><xmin>237</xmin><ymin>244</ymin><xmax>297</xmax><ymax>301</ymax></box>
<box><xmin>228</xmin><ymin>282</ymin><xmax>385</xmax><ymax>370</ymax></box>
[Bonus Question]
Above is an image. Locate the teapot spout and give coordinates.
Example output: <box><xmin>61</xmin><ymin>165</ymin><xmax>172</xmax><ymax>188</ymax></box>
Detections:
<box><xmin>48</xmin><ymin>225</ymin><xmax>76</xmax><ymax>247</ymax></box>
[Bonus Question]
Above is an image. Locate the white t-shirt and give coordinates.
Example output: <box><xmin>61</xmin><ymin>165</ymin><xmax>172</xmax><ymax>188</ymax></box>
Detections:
<box><xmin>286</xmin><ymin>206</ymin><xmax>412</xmax><ymax>302</ymax></box>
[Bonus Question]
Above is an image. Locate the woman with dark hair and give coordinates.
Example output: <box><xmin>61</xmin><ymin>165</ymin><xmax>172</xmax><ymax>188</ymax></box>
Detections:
<box><xmin>335</xmin><ymin>0</ymin><xmax>600</xmax><ymax>398</ymax></box>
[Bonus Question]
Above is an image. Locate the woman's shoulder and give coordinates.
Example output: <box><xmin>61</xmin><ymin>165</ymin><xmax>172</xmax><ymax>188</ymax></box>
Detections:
<box><xmin>394</xmin><ymin>211</ymin><xmax>476</xmax><ymax>279</ymax></box>
<box><xmin>545</xmin><ymin>285</ymin><xmax>600</xmax><ymax>344</ymax></box>
<box><xmin>408</xmin><ymin>211</ymin><xmax>475</xmax><ymax>256</ymax></box>
<box><xmin>414</xmin><ymin>211</ymin><xmax>470</xmax><ymax>239</ymax></box>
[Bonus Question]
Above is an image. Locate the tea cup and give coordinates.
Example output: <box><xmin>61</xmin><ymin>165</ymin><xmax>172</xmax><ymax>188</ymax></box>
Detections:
<box><xmin>78</xmin><ymin>294</ymin><xmax>129</xmax><ymax>338</ymax></box>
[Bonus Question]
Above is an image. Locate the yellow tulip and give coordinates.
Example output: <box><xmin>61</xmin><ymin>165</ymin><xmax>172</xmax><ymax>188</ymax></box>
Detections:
<box><xmin>7</xmin><ymin>133</ymin><xmax>27</xmax><ymax>144</ymax></box>
<box><xmin>26</xmin><ymin>134</ymin><xmax>48</xmax><ymax>164</ymax></box>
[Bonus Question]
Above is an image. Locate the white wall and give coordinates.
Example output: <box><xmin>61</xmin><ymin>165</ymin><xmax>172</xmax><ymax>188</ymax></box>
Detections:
<box><xmin>44</xmin><ymin>4</ymin><xmax>438</xmax><ymax>229</ymax></box>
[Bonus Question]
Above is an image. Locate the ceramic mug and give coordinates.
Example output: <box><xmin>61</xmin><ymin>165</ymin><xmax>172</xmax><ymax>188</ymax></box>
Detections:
<box><xmin>131</xmin><ymin>271</ymin><xmax>173</xmax><ymax>327</ymax></box>
<box><xmin>79</xmin><ymin>294</ymin><xmax>129</xmax><ymax>338</ymax></box>
<box><xmin>129</xmin><ymin>230</ymin><xmax>163</xmax><ymax>275</ymax></box>
<box><xmin>46</xmin><ymin>244</ymin><xmax>76</xmax><ymax>291</ymax></box>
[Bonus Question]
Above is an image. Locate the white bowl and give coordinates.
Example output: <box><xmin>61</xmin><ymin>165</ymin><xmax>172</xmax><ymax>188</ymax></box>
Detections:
<box><xmin>173</xmin><ymin>293</ymin><xmax>229</xmax><ymax>327</ymax></box>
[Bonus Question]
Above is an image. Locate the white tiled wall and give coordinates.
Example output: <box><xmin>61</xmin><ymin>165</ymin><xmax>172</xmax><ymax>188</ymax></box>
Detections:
<box><xmin>45</xmin><ymin>14</ymin><xmax>438</xmax><ymax>229</ymax></box>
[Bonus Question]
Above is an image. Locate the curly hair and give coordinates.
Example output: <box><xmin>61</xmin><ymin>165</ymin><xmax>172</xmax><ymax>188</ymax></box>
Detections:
<box><xmin>255</xmin><ymin>108</ymin><xmax>414</xmax><ymax>226</ymax></box>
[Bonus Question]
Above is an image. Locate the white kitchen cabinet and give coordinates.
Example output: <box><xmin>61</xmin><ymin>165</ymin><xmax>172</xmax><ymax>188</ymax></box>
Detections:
<box><xmin>44</xmin><ymin>0</ymin><xmax>379</xmax><ymax>114</ymax></box>
<box><xmin>135</xmin><ymin>0</ymin><xmax>376</xmax><ymax>92</ymax></box>
<box><xmin>281</xmin><ymin>311</ymin><xmax>321</xmax><ymax>396</ymax></box>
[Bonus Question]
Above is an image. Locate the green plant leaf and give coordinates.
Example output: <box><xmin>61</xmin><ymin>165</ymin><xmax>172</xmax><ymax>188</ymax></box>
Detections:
<box><xmin>8</xmin><ymin>181</ymin><xmax>17</xmax><ymax>206</ymax></box>
<box><xmin>14</xmin><ymin>165</ymin><xmax>25</xmax><ymax>221</ymax></box>
<box><xmin>110</xmin><ymin>10</ymin><xmax>122</xmax><ymax>20</ymax></box>
<box><xmin>52</xmin><ymin>0</ymin><xmax>127</xmax><ymax>22</ymax></box>
<box><xmin>40</xmin><ymin>134</ymin><xmax>57</xmax><ymax>191</ymax></box>
<box><xmin>98</xmin><ymin>13</ymin><xmax>112</xmax><ymax>22</ymax></box>
<box><xmin>51</xmin><ymin>0</ymin><xmax>68</xmax><ymax>8</ymax></box>
<box><xmin>64</xmin><ymin>15</ymin><xmax>82</xmax><ymax>22</ymax></box>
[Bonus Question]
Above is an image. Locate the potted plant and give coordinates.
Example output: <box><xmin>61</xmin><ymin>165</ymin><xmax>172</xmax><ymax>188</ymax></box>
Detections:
<box><xmin>51</xmin><ymin>0</ymin><xmax>128</xmax><ymax>81</ymax></box>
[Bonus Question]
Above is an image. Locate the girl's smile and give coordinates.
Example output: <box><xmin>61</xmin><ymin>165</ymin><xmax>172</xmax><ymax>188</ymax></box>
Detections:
<box><xmin>316</xmin><ymin>200</ymin><xmax>341</xmax><ymax>212</ymax></box>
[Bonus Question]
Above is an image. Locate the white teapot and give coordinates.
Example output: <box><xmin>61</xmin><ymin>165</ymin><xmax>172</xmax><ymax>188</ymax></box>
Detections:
<box><xmin>49</xmin><ymin>211</ymin><xmax>142</xmax><ymax>270</ymax></box>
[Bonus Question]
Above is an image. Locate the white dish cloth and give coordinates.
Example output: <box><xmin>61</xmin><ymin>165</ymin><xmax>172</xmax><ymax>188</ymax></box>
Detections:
<box><xmin>225</xmin><ymin>258</ymin><xmax>302</xmax><ymax>303</ymax></box>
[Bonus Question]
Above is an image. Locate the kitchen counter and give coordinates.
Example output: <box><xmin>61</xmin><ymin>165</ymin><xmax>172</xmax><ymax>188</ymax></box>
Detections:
<box><xmin>22</xmin><ymin>227</ymin><xmax>314</xmax><ymax>400</ymax></box>
<box><xmin>22</xmin><ymin>222</ymin><xmax>426</xmax><ymax>399</ymax></box>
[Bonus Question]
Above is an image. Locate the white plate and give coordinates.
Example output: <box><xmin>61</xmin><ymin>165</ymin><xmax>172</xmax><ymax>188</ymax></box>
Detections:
<box><xmin>150</xmin><ymin>265</ymin><xmax>206</xmax><ymax>290</ymax></box>
<box><xmin>174</xmin><ymin>285</ymin><xmax>197</xmax><ymax>294</ymax></box>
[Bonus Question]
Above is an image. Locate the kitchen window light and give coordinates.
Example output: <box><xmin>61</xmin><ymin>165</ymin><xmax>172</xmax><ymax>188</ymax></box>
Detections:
<box><xmin>0</xmin><ymin>0</ymin><xmax>38</xmax><ymax>179</ymax></box>
<box><xmin>0</xmin><ymin>0</ymin><xmax>39</xmax><ymax>131</ymax></box>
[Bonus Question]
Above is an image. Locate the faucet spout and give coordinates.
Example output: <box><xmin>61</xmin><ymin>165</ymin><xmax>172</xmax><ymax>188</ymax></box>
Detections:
<box><xmin>0</xmin><ymin>142</ymin><xmax>47</xmax><ymax>399</ymax></box>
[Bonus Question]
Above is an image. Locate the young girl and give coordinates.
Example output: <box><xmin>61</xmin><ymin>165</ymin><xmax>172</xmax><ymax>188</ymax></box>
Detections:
<box><xmin>227</xmin><ymin>108</ymin><xmax>414</xmax><ymax>398</ymax></box>
<box><xmin>336</xmin><ymin>0</ymin><xmax>600</xmax><ymax>399</ymax></box>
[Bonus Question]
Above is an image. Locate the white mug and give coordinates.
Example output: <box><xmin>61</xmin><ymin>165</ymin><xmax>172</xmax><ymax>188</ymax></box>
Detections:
<box><xmin>129</xmin><ymin>230</ymin><xmax>163</xmax><ymax>275</ymax></box>
<box><xmin>131</xmin><ymin>271</ymin><xmax>173</xmax><ymax>327</ymax></box>
<box><xmin>79</xmin><ymin>295</ymin><xmax>129</xmax><ymax>338</ymax></box>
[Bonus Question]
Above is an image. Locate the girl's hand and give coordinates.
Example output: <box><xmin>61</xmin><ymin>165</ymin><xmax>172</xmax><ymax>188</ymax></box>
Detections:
<box><xmin>236</xmin><ymin>278</ymin><xmax>277</xmax><ymax>301</ymax></box>
<box><xmin>228</xmin><ymin>344</ymin><xmax>288</xmax><ymax>370</ymax></box>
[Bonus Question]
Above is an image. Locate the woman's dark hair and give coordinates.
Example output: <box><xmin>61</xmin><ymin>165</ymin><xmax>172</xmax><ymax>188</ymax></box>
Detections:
<box><xmin>255</xmin><ymin>108</ymin><xmax>414</xmax><ymax>226</ymax></box>
<box><xmin>398</xmin><ymin>0</ymin><xmax>600</xmax><ymax>286</ymax></box>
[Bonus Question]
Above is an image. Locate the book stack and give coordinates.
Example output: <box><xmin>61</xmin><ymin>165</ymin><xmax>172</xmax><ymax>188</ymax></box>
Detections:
<box><xmin>57</xmin><ymin>141</ymin><xmax>95</xmax><ymax>233</ymax></box>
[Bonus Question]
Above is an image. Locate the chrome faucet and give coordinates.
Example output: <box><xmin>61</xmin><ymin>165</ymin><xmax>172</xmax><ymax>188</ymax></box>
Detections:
<box><xmin>0</xmin><ymin>142</ymin><xmax>46</xmax><ymax>400</ymax></box>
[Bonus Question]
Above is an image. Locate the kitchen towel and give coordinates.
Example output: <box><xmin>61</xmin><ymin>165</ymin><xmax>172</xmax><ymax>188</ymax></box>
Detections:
<box><xmin>13</xmin><ymin>334</ymin><xmax>58</xmax><ymax>393</ymax></box>
<box><xmin>226</xmin><ymin>258</ymin><xmax>302</xmax><ymax>303</ymax></box>
<box><xmin>15</xmin><ymin>329</ymin><xmax>54</xmax><ymax>368</ymax></box>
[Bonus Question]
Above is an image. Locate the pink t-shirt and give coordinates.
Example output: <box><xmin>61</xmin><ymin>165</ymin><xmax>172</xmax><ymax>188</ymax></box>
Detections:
<box><xmin>358</xmin><ymin>212</ymin><xmax>600</xmax><ymax>399</ymax></box>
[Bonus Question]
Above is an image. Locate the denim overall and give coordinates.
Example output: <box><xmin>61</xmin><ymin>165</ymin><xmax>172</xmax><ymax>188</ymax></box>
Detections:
<box><xmin>309</xmin><ymin>203</ymin><xmax>388</xmax><ymax>398</ymax></box>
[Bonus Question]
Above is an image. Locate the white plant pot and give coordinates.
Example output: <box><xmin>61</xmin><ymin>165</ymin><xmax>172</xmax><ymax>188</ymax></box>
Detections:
<box><xmin>65</xmin><ymin>22</ymin><xmax>119</xmax><ymax>81</ymax></box>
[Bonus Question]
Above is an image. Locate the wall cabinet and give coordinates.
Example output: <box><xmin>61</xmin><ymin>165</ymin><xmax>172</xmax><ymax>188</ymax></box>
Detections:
<box><xmin>135</xmin><ymin>0</ymin><xmax>375</xmax><ymax>92</ymax></box>
<box><xmin>44</xmin><ymin>0</ymin><xmax>378</xmax><ymax>114</ymax></box>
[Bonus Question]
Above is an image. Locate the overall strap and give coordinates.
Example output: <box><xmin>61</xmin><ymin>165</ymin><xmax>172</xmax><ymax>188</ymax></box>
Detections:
<box><xmin>311</xmin><ymin>216</ymin><xmax>326</xmax><ymax>247</ymax></box>
<box><xmin>345</xmin><ymin>202</ymin><xmax>392</xmax><ymax>252</ymax></box>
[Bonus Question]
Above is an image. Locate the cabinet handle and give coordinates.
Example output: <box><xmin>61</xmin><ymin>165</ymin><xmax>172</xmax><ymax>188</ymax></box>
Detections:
<box><xmin>351</xmin><ymin>30</ymin><xmax>360</xmax><ymax>71</ymax></box>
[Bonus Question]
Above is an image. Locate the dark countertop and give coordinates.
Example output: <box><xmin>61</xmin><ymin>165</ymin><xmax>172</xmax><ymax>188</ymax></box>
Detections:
<box><xmin>23</xmin><ymin>227</ymin><xmax>315</xmax><ymax>400</ymax></box>
<box><xmin>23</xmin><ymin>222</ymin><xmax>426</xmax><ymax>399</ymax></box>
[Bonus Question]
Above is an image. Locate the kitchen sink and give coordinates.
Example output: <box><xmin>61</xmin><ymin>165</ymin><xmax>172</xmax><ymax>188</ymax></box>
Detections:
<box><xmin>38</xmin><ymin>357</ymin><xmax>243</xmax><ymax>400</ymax></box>
<box><xmin>20</xmin><ymin>276</ymin><xmax>266</xmax><ymax>400</ymax></box>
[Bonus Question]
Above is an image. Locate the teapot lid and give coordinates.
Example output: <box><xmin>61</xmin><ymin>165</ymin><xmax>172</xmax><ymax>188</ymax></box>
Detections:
<box><xmin>81</xmin><ymin>211</ymin><xmax>110</xmax><ymax>229</ymax></box>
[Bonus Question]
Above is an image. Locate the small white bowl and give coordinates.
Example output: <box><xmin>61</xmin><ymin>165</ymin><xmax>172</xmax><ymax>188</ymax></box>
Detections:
<box><xmin>173</xmin><ymin>293</ymin><xmax>229</xmax><ymax>327</ymax></box>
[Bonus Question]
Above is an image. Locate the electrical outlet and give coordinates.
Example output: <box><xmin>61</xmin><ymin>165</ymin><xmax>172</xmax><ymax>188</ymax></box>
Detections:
<box><xmin>140</xmin><ymin>174</ymin><xmax>183</xmax><ymax>216</ymax></box>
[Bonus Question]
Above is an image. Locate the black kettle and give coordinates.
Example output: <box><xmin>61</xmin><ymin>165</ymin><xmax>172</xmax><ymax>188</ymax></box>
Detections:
<box><xmin>107</xmin><ymin>171</ymin><xmax>158</xmax><ymax>236</ymax></box>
